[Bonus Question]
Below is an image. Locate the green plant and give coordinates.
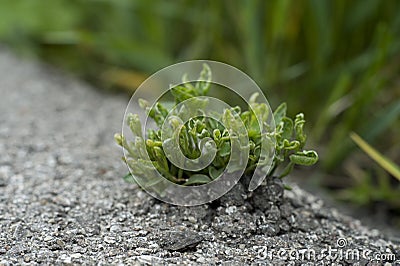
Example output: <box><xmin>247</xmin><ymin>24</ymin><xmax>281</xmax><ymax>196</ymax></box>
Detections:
<box><xmin>2</xmin><ymin>0</ymin><xmax>399</xmax><ymax>178</ymax></box>
<box><xmin>115</xmin><ymin>65</ymin><xmax>318</xmax><ymax>186</ymax></box>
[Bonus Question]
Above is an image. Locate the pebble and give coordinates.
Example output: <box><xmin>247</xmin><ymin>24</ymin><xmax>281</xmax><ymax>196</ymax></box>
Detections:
<box><xmin>225</xmin><ymin>206</ymin><xmax>237</xmax><ymax>214</ymax></box>
<box><xmin>138</xmin><ymin>230</ymin><xmax>149</xmax><ymax>236</ymax></box>
<box><xmin>104</xmin><ymin>236</ymin><xmax>116</xmax><ymax>244</ymax></box>
<box><xmin>0</xmin><ymin>177</ymin><xmax>7</xmax><ymax>187</ymax></box>
<box><xmin>197</xmin><ymin>257</ymin><xmax>206</xmax><ymax>263</ymax></box>
<box><xmin>110</xmin><ymin>225</ymin><xmax>121</xmax><ymax>233</ymax></box>
<box><xmin>137</xmin><ymin>255</ymin><xmax>161</xmax><ymax>264</ymax></box>
<box><xmin>70</xmin><ymin>253</ymin><xmax>82</xmax><ymax>259</ymax></box>
<box><xmin>149</xmin><ymin>243</ymin><xmax>159</xmax><ymax>249</ymax></box>
<box><xmin>0</xmin><ymin>260</ymin><xmax>10</xmax><ymax>266</ymax></box>
<box><xmin>136</xmin><ymin>248</ymin><xmax>152</xmax><ymax>255</ymax></box>
<box><xmin>188</xmin><ymin>216</ymin><xmax>197</xmax><ymax>223</ymax></box>
<box><xmin>60</xmin><ymin>254</ymin><xmax>72</xmax><ymax>264</ymax></box>
<box><xmin>161</xmin><ymin>231</ymin><xmax>204</xmax><ymax>252</ymax></box>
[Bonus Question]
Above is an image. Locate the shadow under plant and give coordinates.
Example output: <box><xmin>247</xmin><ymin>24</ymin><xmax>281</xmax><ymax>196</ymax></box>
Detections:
<box><xmin>133</xmin><ymin>182</ymin><xmax>399</xmax><ymax>264</ymax></box>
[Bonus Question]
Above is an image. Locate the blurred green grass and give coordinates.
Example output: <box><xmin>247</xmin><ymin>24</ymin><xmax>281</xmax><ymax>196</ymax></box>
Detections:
<box><xmin>1</xmin><ymin>0</ymin><xmax>399</xmax><ymax>223</ymax></box>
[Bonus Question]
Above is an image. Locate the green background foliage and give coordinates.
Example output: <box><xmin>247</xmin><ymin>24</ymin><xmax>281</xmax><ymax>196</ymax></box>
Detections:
<box><xmin>2</xmin><ymin>0</ymin><xmax>399</xmax><ymax>225</ymax></box>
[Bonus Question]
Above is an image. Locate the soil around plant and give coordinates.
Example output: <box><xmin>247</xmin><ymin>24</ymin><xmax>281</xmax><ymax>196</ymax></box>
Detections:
<box><xmin>0</xmin><ymin>49</ymin><xmax>399</xmax><ymax>264</ymax></box>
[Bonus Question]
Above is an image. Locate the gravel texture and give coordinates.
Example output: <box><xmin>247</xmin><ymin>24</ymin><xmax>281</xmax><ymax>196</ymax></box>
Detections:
<box><xmin>0</xmin><ymin>49</ymin><xmax>399</xmax><ymax>265</ymax></box>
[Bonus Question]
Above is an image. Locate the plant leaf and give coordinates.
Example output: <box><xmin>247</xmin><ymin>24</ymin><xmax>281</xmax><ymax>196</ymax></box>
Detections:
<box><xmin>184</xmin><ymin>174</ymin><xmax>212</xmax><ymax>185</ymax></box>
<box><xmin>196</xmin><ymin>63</ymin><xmax>212</xmax><ymax>95</ymax></box>
<box><xmin>350</xmin><ymin>132</ymin><xmax>400</xmax><ymax>181</ymax></box>
<box><xmin>281</xmin><ymin>117</ymin><xmax>293</xmax><ymax>139</ymax></box>
<box><xmin>122</xmin><ymin>173</ymin><xmax>136</xmax><ymax>183</ymax></box>
<box><xmin>171</xmin><ymin>85</ymin><xmax>196</xmax><ymax>103</ymax></box>
<box><xmin>278</xmin><ymin>162</ymin><xmax>294</xmax><ymax>178</ymax></box>
<box><xmin>273</xmin><ymin>102</ymin><xmax>287</xmax><ymax>124</ymax></box>
<box><xmin>283</xmin><ymin>139</ymin><xmax>300</xmax><ymax>151</ymax></box>
<box><xmin>127</xmin><ymin>113</ymin><xmax>142</xmax><ymax>137</ymax></box>
<box><xmin>209</xmin><ymin>166</ymin><xmax>224</xmax><ymax>180</ymax></box>
<box><xmin>294</xmin><ymin>113</ymin><xmax>306</xmax><ymax>145</ymax></box>
<box><xmin>289</xmin><ymin>150</ymin><xmax>319</xmax><ymax>166</ymax></box>
<box><xmin>219</xmin><ymin>141</ymin><xmax>231</xmax><ymax>157</ymax></box>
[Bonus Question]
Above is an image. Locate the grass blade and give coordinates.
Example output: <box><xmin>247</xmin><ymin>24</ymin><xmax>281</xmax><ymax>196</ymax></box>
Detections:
<box><xmin>350</xmin><ymin>132</ymin><xmax>400</xmax><ymax>181</ymax></box>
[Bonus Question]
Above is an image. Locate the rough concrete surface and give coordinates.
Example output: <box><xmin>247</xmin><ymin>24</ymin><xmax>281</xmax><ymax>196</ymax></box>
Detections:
<box><xmin>0</xmin><ymin>50</ymin><xmax>399</xmax><ymax>265</ymax></box>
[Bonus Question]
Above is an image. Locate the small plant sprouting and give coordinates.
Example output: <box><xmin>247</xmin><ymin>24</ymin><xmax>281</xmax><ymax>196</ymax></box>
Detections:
<box><xmin>115</xmin><ymin>65</ymin><xmax>318</xmax><ymax>187</ymax></box>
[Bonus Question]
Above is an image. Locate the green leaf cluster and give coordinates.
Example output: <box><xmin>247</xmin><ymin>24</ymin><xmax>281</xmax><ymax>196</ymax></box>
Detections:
<box><xmin>271</xmin><ymin>104</ymin><xmax>319</xmax><ymax>178</ymax></box>
<box><xmin>115</xmin><ymin>65</ymin><xmax>318</xmax><ymax>186</ymax></box>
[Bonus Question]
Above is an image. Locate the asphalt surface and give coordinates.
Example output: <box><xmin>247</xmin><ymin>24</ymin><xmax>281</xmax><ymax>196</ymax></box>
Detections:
<box><xmin>0</xmin><ymin>50</ymin><xmax>399</xmax><ymax>265</ymax></box>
